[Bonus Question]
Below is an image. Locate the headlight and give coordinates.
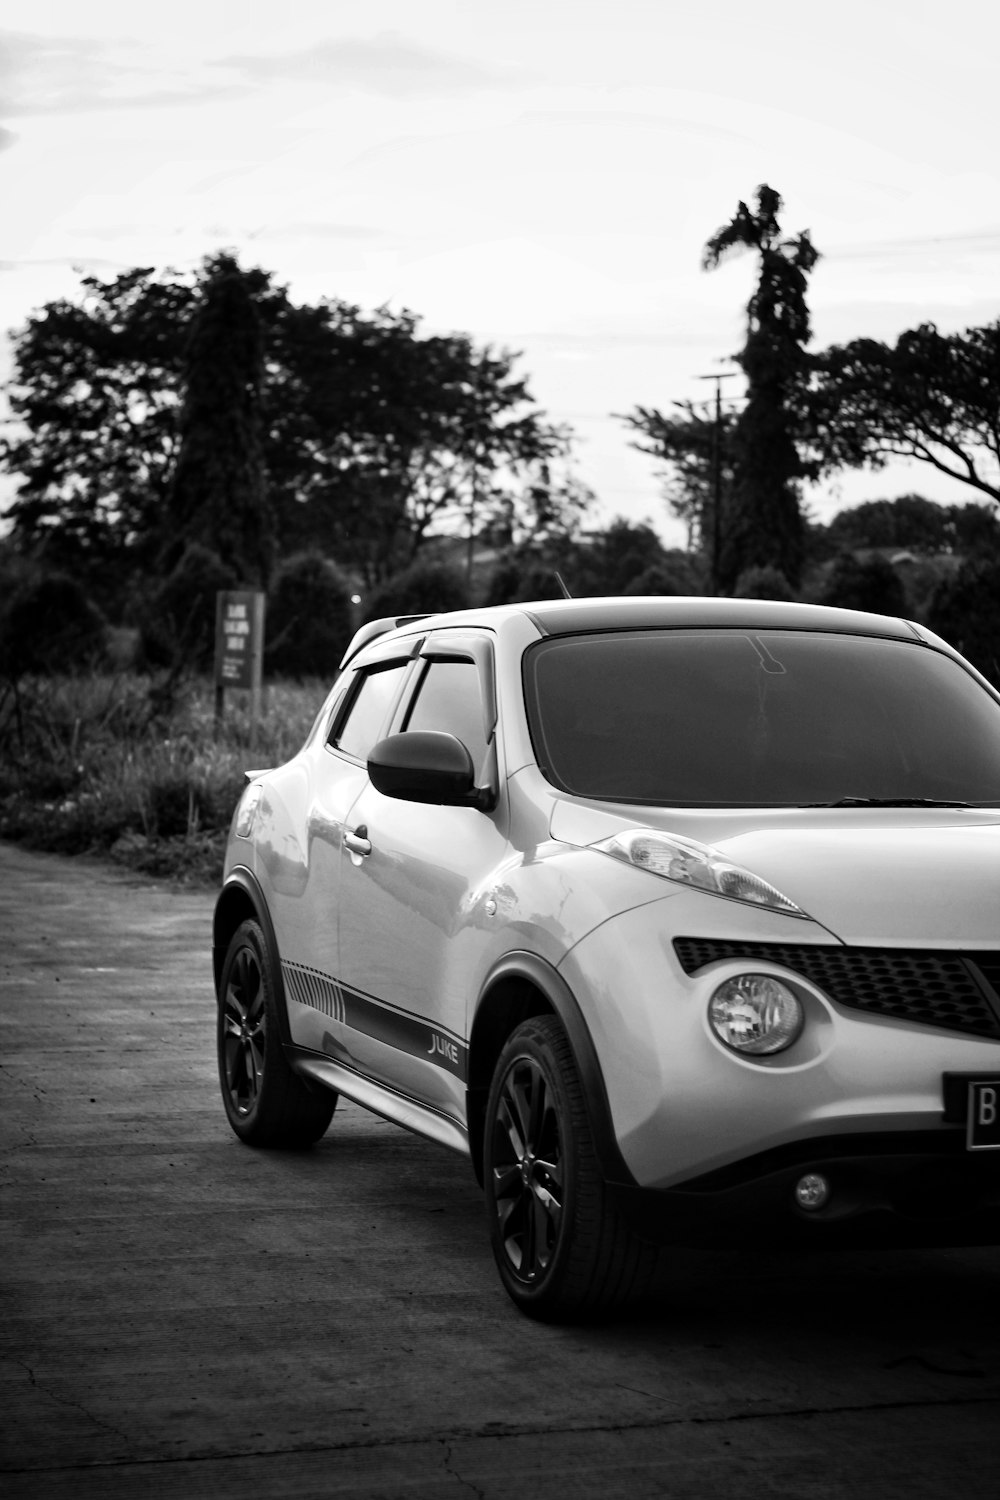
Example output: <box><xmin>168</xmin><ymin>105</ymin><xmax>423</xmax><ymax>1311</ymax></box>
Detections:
<box><xmin>596</xmin><ymin>829</ymin><xmax>806</xmax><ymax>918</ymax></box>
<box><xmin>709</xmin><ymin>974</ymin><xmax>804</xmax><ymax>1055</ymax></box>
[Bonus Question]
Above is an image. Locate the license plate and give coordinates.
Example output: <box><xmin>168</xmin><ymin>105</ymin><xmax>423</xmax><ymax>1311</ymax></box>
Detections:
<box><xmin>967</xmin><ymin>1080</ymin><xmax>1000</xmax><ymax>1150</ymax></box>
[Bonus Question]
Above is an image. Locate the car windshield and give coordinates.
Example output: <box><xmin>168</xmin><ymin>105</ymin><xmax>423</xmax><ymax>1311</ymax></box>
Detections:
<box><xmin>523</xmin><ymin>629</ymin><xmax>1000</xmax><ymax>806</ymax></box>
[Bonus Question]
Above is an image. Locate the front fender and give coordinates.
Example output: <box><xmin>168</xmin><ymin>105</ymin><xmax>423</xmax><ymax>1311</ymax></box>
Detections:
<box><xmin>213</xmin><ymin>865</ymin><xmax>292</xmax><ymax>1046</ymax></box>
<box><xmin>469</xmin><ymin>949</ymin><xmax>637</xmax><ymax>1190</ymax></box>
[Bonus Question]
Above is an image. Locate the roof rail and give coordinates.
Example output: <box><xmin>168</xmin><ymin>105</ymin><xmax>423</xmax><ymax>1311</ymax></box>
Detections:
<box><xmin>339</xmin><ymin>614</ymin><xmax>429</xmax><ymax>669</ymax></box>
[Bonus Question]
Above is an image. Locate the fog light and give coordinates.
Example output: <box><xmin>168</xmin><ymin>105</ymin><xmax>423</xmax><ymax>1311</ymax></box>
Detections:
<box><xmin>708</xmin><ymin>974</ymin><xmax>803</xmax><ymax>1055</ymax></box>
<box><xmin>795</xmin><ymin>1172</ymin><xmax>831</xmax><ymax>1211</ymax></box>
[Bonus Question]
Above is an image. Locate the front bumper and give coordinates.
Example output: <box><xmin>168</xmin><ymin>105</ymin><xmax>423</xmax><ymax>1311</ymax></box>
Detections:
<box><xmin>557</xmin><ymin>891</ymin><xmax>1000</xmax><ymax>1194</ymax></box>
<box><xmin>614</xmin><ymin>1128</ymin><xmax>1000</xmax><ymax>1248</ymax></box>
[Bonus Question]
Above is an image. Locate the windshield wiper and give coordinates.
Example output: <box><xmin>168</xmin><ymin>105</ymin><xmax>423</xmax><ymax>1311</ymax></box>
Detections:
<box><xmin>808</xmin><ymin>796</ymin><xmax>973</xmax><ymax>808</ymax></box>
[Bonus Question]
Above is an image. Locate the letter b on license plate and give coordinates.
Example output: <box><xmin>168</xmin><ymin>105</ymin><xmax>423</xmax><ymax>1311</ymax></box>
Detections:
<box><xmin>968</xmin><ymin>1081</ymin><xmax>1000</xmax><ymax>1150</ymax></box>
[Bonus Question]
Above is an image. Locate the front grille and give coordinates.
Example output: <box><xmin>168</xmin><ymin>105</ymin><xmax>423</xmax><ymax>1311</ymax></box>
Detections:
<box><xmin>974</xmin><ymin>955</ymin><xmax>1000</xmax><ymax>998</ymax></box>
<box><xmin>673</xmin><ymin>938</ymin><xmax>1000</xmax><ymax>1040</ymax></box>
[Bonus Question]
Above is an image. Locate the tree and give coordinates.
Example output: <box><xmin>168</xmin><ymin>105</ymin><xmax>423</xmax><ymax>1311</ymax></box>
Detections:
<box><xmin>276</xmin><ymin>326</ymin><xmax>570</xmax><ymax>586</ymax></box>
<box><xmin>0</xmin><ymin>267</ymin><xmax>193</xmax><ymax>611</ymax></box>
<box><xmin>0</xmin><ymin>260</ymin><xmax>292</xmax><ymax>607</ymax></box>
<box><xmin>824</xmin><ymin>495</ymin><xmax>958</xmax><ymax>553</ymax></box>
<box><xmin>486</xmin><ymin>517</ymin><xmax>703</xmax><ymax>603</ymax></box>
<box><xmin>1</xmin><ymin>258</ymin><xmax>576</xmax><ymax>607</ymax></box>
<box><xmin>818</xmin><ymin>553</ymin><xmax>907</xmax><ymax>616</ymax></box>
<box><xmin>168</xmin><ymin>254</ymin><xmax>273</xmax><ymax>584</ymax></box>
<box><xmin>950</xmin><ymin>499</ymin><xmax>1000</xmax><ymax>554</ymax></box>
<box><xmin>484</xmin><ymin>463</ymin><xmax>593</xmax><ymax>552</ymax></box>
<box><xmin>363</xmin><ymin>558</ymin><xmax>469</xmax><ymax>622</ymax></box>
<box><xmin>820</xmin><ymin>495</ymin><xmax>1000</xmax><ymax>557</ymax></box>
<box><xmin>808</xmin><ymin>321</ymin><xmax>1000</xmax><ymax>504</ymax></box>
<box><xmin>927</xmin><ymin>558</ymin><xmax>1000</xmax><ymax>687</ymax></box>
<box><xmin>570</xmin><ymin>519</ymin><xmax>672</xmax><ymax>596</ymax></box>
<box><xmin>620</xmin><ymin>399</ymin><xmax>738</xmax><ymax>554</ymax></box>
<box><xmin>703</xmin><ymin>185</ymin><xmax>820</xmax><ymax>590</ymax></box>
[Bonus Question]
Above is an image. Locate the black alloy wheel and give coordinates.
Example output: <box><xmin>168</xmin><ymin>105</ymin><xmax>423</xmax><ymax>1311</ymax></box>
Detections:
<box><xmin>221</xmin><ymin>937</ymin><xmax>266</xmax><ymax>1120</ymax></box>
<box><xmin>489</xmin><ymin>1048</ymin><xmax>565</xmax><ymax>1286</ymax></box>
<box><xmin>217</xmin><ymin>919</ymin><xmax>336</xmax><ymax>1147</ymax></box>
<box><xmin>483</xmin><ymin>1014</ymin><xmax>658</xmax><ymax>1321</ymax></box>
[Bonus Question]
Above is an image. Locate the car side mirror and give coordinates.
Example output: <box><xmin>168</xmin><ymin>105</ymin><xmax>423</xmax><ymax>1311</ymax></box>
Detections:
<box><xmin>368</xmin><ymin>731</ymin><xmax>495</xmax><ymax>811</ymax></box>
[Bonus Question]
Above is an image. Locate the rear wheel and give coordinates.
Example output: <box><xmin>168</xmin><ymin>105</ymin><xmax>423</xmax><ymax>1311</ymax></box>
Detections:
<box><xmin>217</xmin><ymin>919</ymin><xmax>336</xmax><ymax>1147</ymax></box>
<box><xmin>483</xmin><ymin>1014</ymin><xmax>657</xmax><ymax>1320</ymax></box>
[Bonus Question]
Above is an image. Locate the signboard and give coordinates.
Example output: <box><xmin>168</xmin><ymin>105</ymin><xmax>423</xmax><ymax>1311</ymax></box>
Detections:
<box><xmin>215</xmin><ymin>591</ymin><xmax>265</xmax><ymax>691</ymax></box>
<box><xmin>214</xmin><ymin>591</ymin><xmax>265</xmax><ymax>747</ymax></box>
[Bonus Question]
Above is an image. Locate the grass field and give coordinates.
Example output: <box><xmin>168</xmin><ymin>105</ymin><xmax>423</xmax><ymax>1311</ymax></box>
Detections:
<box><xmin>0</xmin><ymin>672</ymin><xmax>330</xmax><ymax>884</ymax></box>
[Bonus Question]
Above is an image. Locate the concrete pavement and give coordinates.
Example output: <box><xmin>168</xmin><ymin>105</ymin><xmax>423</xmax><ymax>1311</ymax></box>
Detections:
<box><xmin>1</xmin><ymin>840</ymin><xmax>999</xmax><ymax>1497</ymax></box>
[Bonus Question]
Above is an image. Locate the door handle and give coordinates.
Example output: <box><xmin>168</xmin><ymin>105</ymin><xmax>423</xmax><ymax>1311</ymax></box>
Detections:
<box><xmin>344</xmin><ymin>824</ymin><xmax>372</xmax><ymax>860</ymax></box>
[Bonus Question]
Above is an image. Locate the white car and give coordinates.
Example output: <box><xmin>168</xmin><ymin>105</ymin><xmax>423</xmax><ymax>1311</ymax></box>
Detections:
<box><xmin>214</xmin><ymin>597</ymin><xmax>1000</xmax><ymax>1319</ymax></box>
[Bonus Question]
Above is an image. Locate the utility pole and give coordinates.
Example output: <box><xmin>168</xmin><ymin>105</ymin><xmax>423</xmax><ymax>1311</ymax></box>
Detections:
<box><xmin>467</xmin><ymin>358</ymin><xmax>487</xmax><ymax>595</ymax></box>
<box><xmin>467</xmin><ymin>452</ymin><xmax>478</xmax><ymax>592</ymax></box>
<box><xmin>697</xmin><ymin>370</ymin><xmax>738</xmax><ymax>593</ymax></box>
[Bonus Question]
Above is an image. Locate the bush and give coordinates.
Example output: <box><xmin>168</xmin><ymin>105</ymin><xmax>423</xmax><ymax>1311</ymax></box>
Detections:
<box><xmin>625</xmin><ymin>556</ymin><xmax>706</xmax><ymax>597</ymax></box>
<box><xmin>485</xmin><ymin>553</ymin><xmax>567</xmax><ymax>605</ymax></box>
<box><xmin>0</xmin><ymin>672</ymin><xmax>327</xmax><ymax>883</ymax></box>
<box><xmin>818</xmin><ymin>552</ymin><xmax>906</xmax><ymax>615</ymax></box>
<box><xmin>266</xmin><ymin>551</ymin><xmax>355</xmax><ymax>678</ymax></box>
<box><xmin>363</xmin><ymin>559</ymin><xmax>469</xmax><ymax>622</ymax></box>
<box><xmin>733</xmin><ymin>565</ymin><xmax>797</xmax><ymax>602</ymax></box>
<box><xmin>140</xmin><ymin>544</ymin><xmax>237</xmax><ymax>670</ymax></box>
<box><xmin>572</xmin><ymin>520</ymin><xmax>669</xmax><ymax>596</ymax></box>
<box><xmin>0</xmin><ymin>570</ymin><xmax>106</xmax><ymax>677</ymax></box>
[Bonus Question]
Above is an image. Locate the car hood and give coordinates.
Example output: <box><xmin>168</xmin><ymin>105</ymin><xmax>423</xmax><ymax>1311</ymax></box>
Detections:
<box><xmin>549</xmin><ymin>800</ymin><xmax>1000</xmax><ymax>948</ymax></box>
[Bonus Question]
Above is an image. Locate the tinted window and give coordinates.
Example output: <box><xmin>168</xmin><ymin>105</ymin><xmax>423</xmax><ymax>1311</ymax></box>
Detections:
<box><xmin>331</xmin><ymin>663</ymin><xmax>409</xmax><ymax>761</ymax></box>
<box><xmin>403</xmin><ymin>660</ymin><xmax>487</xmax><ymax>776</ymax></box>
<box><xmin>524</xmin><ymin>630</ymin><xmax>1000</xmax><ymax>806</ymax></box>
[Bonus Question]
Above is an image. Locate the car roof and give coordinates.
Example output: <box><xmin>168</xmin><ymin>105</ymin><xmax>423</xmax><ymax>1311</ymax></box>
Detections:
<box><xmin>519</xmin><ymin>596</ymin><xmax>921</xmax><ymax>640</ymax></box>
<box><xmin>341</xmin><ymin>595</ymin><xmax>922</xmax><ymax>666</ymax></box>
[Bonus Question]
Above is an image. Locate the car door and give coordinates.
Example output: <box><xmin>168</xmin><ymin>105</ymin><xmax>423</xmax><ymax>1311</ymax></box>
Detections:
<box><xmin>335</xmin><ymin>632</ymin><xmax>509</xmax><ymax>1124</ymax></box>
<box><xmin>279</xmin><ymin>648</ymin><xmax>417</xmax><ymax>1058</ymax></box>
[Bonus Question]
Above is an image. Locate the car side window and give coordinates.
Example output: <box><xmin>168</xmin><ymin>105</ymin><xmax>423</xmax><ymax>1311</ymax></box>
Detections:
<box><xmin>402</xmin><ymin>660</ymin><xmax>487</xmax><ymax>776</ymax></box>
<box><xmin>330</xmin><ymin>663</ymin><xmax>409</xmax><ymax>761</ymax></box>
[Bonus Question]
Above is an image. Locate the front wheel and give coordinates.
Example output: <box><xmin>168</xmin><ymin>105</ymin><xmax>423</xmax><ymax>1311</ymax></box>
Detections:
<box><xmin>483</xmin><ymin>1014</ymin><xmax>657</xmax><ymax>1320</ymax></box>
<box><xmin>217</xmin><ymin>919</ymin><xmax>336</xmax><ymax>1147</ymax></box>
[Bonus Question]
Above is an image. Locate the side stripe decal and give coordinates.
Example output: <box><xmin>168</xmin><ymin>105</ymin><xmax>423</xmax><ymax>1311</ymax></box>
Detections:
<box><xmin>282</xmin><ymin>960</ymin><xmax>468</xmax><ymax>1081</ymax></box>
<box><xmin>283</xmin><ymin>961</ymin><xmax>346</xmax><ymax>1024</ymax></box>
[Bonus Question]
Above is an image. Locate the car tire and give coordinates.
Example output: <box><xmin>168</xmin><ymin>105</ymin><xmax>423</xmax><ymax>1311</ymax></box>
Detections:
<box><xmin>217</xmin><ymin>919</ymin><xmax>336</xmax><ymax>1147</ymax></box>
<box><xmin>483</xmin><ymin>1014</ymin><xmax>657</xmax><ymax>1320</ymax></box>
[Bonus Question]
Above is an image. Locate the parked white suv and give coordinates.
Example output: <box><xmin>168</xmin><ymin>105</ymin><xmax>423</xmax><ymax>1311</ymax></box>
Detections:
<box><xmin>214</xmin><ymin>597</ymin><xmax>1000</xmax><ymax>1319</ymax></box>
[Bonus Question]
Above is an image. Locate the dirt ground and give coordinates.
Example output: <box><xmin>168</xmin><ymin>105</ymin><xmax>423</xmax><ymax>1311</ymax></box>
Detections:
<box><xmin>1</xmin><ymin>840</ymin><xmax>999</xmax><ymax>1498</ymax></box>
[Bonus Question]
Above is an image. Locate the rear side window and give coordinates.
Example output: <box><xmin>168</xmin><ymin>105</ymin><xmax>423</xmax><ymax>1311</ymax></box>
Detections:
<box><xmin>330</xmin><ymin>663</ymin><xmax>409</xmax><ymax>761</ymax></box>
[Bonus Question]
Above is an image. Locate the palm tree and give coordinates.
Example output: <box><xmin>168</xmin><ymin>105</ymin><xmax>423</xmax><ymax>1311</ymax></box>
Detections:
<box><xmin>703</xmin><ymin>185</ymin><xmax>819</xmax><ymax>591</ymax></box>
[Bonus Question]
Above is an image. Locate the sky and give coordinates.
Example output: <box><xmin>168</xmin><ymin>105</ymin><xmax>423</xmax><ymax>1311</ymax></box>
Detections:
<box><xmin>2</xmin><ymin>0</ymin><xmax>999</xmax><ymax>547</ymax></box>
